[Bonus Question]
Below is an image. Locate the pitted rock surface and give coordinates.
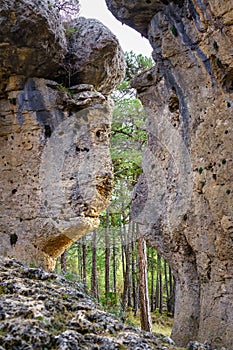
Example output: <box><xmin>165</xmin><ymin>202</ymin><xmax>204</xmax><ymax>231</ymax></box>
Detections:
<box><xmin>0</xmin><ymin>77</ymin><xmax>114</xmax><ymax>270</ymax></box>
<box><xmin>0</xmin><ymin>0</ymin><xmax>67</xmax><ymax>87</ymax></box>
<box><xmin>0</xmin><ymin>258</ymin><xmax>178</xmax><ymax>350</ymax></box>
<box><xmin>106</xmin><ymin>0</ymin><xmax>233</xmax><ymax>348</ymax></box>
<box><xmin>65</xmin><ymin>17</ymin><xmax>125</xmax><ymax>95</ymax></box>
<box><xmin>0</xmin><ymin>0</ymin><xmax>125</xmax><ymax>269</ymax></box>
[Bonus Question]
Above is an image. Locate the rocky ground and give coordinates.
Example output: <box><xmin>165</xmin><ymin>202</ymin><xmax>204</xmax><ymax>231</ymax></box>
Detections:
<box><xmin>0</xmin><ymin>258</ymin><xmax>223</xmax><ymax>350</ymax></box>
<box><xmin>0</xmin><ymin>258</ymin><xmax>178</xmax><ymax>350</ymax></box>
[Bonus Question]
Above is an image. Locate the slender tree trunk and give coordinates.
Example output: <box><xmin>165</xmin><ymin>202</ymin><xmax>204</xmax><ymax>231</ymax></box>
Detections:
<box><xmin>61</xmin><ymin>250</ymin><xmax>67</xmax><ymax>274</ymax></box>
<box><xmin>78</xmin><ymin>241</ymin><xmax>82</xmax><ymax>279</ymax></box>
<box><xmin>158</xmin><ymin>253</ymin><xmax>163</xmax><ymax>314</ymax></box>
<box><xmin>82</xmin><ymin>236</ymin><xmax>87</xmax><ymax>292</ymax></box>
<box><xmin>131</xmin><ymin>222</ymin><xmax>139</xmax><ymax>316</ymax></box>
<box><xmin>91</xmin><ymin>230</ymin><xmax>99</xmax><ymax>299</ymax></box>
<box><xmin>150</xmin><ymin>248</ymin><xmax>155</xmax><ymax>312</ymax></box>
<box><xmin>164</xmin><ymin>259</ymin><xmax>169</xmax><ymax>311</ymax></box>
<box><xmin>137</xmin><ymin>225</ymin><xmax>152</xmax><ymax>332</ymax></box>
<box><xmin>105</xmin><ymin>207</ymin><xmax>110</xmax><ymax>301</ymax></box>
<box><xmin>120</xmin><ymin>222</ymin><xmax>125</xmax><ymax>280</ymax></box>
<box><xmin>167</xmin><ymin>267</ymin><xmax>175</xmax><ymax>315</ymax></box>
<box><xmin>155</xmin><ymin>270</ymin><xmax>159</xmax><ymax>310</ymax></box>
<box><xmin>122</xmin><ymin>221</ymin><xmax>131</xmax><ymax>313</ymax></box>
<box><xmin>112</xmin><ymin>227</ymin><xmax>117</xmax><ymax>296</ymax></box>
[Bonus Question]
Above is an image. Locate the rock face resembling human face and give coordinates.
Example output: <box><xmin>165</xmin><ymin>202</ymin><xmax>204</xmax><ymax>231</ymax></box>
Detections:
<box><xmin>39</xmin><ymin>103</ymin><xmax>114</xmax><ymax>269</ymax></box>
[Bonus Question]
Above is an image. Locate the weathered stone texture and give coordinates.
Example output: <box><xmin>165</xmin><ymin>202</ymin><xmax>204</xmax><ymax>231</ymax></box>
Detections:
<box><xmin>0</xmin><ymin>77</ymin><xmax>113</xmax><ymax>270</ymax></box>
<box><xmin>65</xmin><ymin>17</ymin><xmax>125</xmax><ymax>95</ymax></box>
<box><xmin>0</xmin><ymin>0</ymin><xmax>67</xmax><ymax>87</ymax></box>
<box><xmin>107</xmin><ymin>0</ymin><xmax>233</xmax><ymax>348</ymax></box>
<box><xmin>0</xmin><ymin>258</ymin><xmax>177</xmax><ymax>350</ymax></box>
<box><xmin>0</xmin><ymin>1</ymin><xmax>125</xmax><ymax>269</ymax></box>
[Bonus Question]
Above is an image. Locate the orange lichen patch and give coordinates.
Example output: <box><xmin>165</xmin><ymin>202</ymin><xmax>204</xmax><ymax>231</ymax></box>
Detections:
<box><xmin>96</xmin><ymin>174</ymin><xmax>114</xmax><ymax>199</ymax></box>
<box><xmin>42</xmin><ymin>234</ymin><xmax>72</xmax><ymax>258</ymax></box>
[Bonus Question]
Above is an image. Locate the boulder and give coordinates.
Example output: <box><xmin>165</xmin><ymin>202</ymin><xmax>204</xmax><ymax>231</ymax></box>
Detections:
<box><xmin>64</xmin><ymin>17</ymin><xmax>125</xmax><ymax>94</ymax></box>
<box><xmin>0</xmin><ymin>0</ymin><xmax>67</xmax><ymax>87</ymax></box>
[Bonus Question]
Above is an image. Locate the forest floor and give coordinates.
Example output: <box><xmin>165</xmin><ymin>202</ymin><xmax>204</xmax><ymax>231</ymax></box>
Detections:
<box><xmin>126</xmin><ymin>311</ymin><xmax>173</xmax><ymax>336</ymax></box>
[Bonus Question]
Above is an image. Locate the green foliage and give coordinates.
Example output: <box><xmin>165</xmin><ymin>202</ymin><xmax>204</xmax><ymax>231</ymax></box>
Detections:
<box><xmin>112</xmin><ymin>51</ymin><xmax>153</xmax><ymax>101</ymax></box>
<box><xmin>0</xmin><ymin>285</ymin><xmax>5</xmax><ymax>295</ymax></box>
<box><xmin>200</xmin><ymin>181</ymin><xmax>206</xmax><ymax>188</ymax></box>
<box><xmin>65</xmin><ymin>26</ymin><xmax>79</xmax><ymax>38</ymax></box>
<box><xmin>198</xmin><ymin>167</ymin><xmax>203</xmax><ymax>174</ymax></box>
<box><xmin>171</xmin><ymin>25</ymin><xmax>178</xmax><ymax>37</ymax></box>
<box><xmin>125</xmin><ymin>51</ymin><xmax>153</xmax><ymax>81</ymax></box>
<box><xmin>63</xmin><ymin>272</ymin><xmax>77</xmax><ymax>281</ymax></box>
<box><xmin>222</xmin><ymin>158</ymin><xmax>226</xmax><ymax>164</ymax></box>
<box><xmin>226</xmin><ymin>189</ymin><xmax>231</xmax><ymax>195</ymax></box>
<box><xmin>213</xmin><ymin>41</ymin><xmax>219</xmax><ymax>51</ymax></box>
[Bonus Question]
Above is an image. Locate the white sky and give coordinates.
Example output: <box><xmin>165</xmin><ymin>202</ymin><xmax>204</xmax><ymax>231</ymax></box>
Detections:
<box><xmin>79</xmin><ymin>0</ymin><xmax>152</xmax><ymax>57</ymax></box>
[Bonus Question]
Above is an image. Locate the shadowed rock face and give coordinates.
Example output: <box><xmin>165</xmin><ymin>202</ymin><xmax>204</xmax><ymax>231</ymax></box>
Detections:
<box><xmin>0</xmin><ymin>0</ymin><xmax>67</xmax><ymax>86</ymax></box>
<box><xmin>106</xmin><ymin>0</ymin><xmax>233</xmax><ymax>348</ymax></box>
<box><xmin>0</xmin><ymin>1</ymin><xmax>125</xmax><ymax>270</ymax></box>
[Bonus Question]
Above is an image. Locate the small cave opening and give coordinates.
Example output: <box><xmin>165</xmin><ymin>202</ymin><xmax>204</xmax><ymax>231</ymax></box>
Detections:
<box><xmin>44</xmin><ymin>125</ymin><xmax>52</xmax><ymax>138</ymax></box>
<box><xmin>10</xmin><ymin>233</ymin><xmax>18</xmax><ymax>246</ymax></box>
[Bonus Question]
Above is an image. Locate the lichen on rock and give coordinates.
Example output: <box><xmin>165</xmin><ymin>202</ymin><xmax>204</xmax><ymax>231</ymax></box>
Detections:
<box><xmin>0</xmin><ymin>257</ymin><xmax>177</xmax><ymax>350</ymax></box>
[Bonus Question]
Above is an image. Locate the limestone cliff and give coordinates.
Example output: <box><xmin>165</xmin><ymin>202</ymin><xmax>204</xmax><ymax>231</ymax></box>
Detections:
<box><xmin>0</xmin><ymin>0</ymin><xmax>125</xmax><ymax>270</ymax></box>
<box><xmin>106</xmin><ymin>0</ymin><xmax>233</xmax><ymax>348</ymax></box>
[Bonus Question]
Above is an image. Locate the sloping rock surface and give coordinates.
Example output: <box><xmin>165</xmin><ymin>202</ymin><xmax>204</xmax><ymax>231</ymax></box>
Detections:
<box><xmin>0</xmin><ymin>258</ymin><xmax>178</xmax><ymax>350</ymax></box>
<box><xmin>0</xmin><ymin>0</ymin><xmax>67</xmax><ymax>83</ymax></box>
<box><xmin>65</xmin><ymin>17</ymin><xmax>125</xmax><ymax>95</ymax></box>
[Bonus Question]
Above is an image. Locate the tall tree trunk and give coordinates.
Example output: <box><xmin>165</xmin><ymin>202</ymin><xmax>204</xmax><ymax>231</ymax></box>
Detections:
<box><xmin>61</xmin><ymin>249</ymin><xmax>67</xmax><ymax>274</ymax></box>
<box><xmin>155</xmin><ymin>269</ymin><xmax>159</xmax><ymax>310</ymax></box>
<box><xmin>82</xmin><ymin>236</ymin><xmax>87</xmax><ymax>292</ymax></box>
<box><xmin>150</xmin><ymin>248</ymin><xmax>155</xmax><ymax>312</ymax></box>
<box><xmin>121</xmin><ymin>221</ymin><xmax>131</xmax><ymax>314</ymax></box>
<box><xmin>137</xmin><ymin>225</ymin><xmax>152</xmax><ymax>332</ymax></box>
<box><xmin>91</xmin><ymin>230</ymin><xmax>99</xmax><ymax>300</ymax></box>
<box><xmin>105</xmin><ymin>207</ymin><xmax>110</xmax><ymax>301</ymax></box>
<box><xmin>77</xmin><ymin>241</ymin><xmax>82</xmax><ymax>279</ymax></box>
<box><xmin>131</xmin><ymin>222</ymin><xmax>139</xmax><ymax>316</ymax></box>
<box><xmin>164</xmin><ymin>259</ymin><xmax>169</xmax><ymax>311</ymax></box>
<box><xmin>167</xmin><ymin>267</ymin><xmax>175</xmax><ymax>316</ymax></box>
<box><xmin>112</xmin><ymin>227</ymin><xmax>117</xmax><ymax>296</ymax></box>
<box><xmin>158</xmin><ymin>253</ymin><xmax>163</xmax><ymax>314</ymax></box>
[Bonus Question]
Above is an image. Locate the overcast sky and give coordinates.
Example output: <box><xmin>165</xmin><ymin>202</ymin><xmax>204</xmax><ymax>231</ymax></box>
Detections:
<box><xmin>79</xmin><ymin>0</ymin><xmax>152</xmax><ymax>57</ymax></box>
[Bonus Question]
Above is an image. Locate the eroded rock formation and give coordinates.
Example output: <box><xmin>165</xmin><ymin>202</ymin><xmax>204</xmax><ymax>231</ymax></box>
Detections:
<box><xmin>0</xmin><ymin>0</ymin><xmax>125</xmax><ymax>270</ymax></box>
<box><xmin>106</xmin><ymin>0</ymin><xmax>233</xmax><ymax>348</ymax></box>
<box><xmin>0</xmin><ymin>258</ymin><xmax>177</xmax><ymax>349</ymax></box>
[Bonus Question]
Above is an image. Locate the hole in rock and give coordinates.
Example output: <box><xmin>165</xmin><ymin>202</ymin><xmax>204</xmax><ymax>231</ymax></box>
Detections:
<box><xmin>12</xmin><ymin>189</ymin><xmax>17</xmax><ymax>195</ymax></box>
<box><xmin>10</xmin><ymin>233</ymin><xmax>18</xmax><ymax>246</ymax></box>
<box><xmin>44</xmin><ymin>125</ymin><xmax>52</xmax><ymax>138</ymax></box>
